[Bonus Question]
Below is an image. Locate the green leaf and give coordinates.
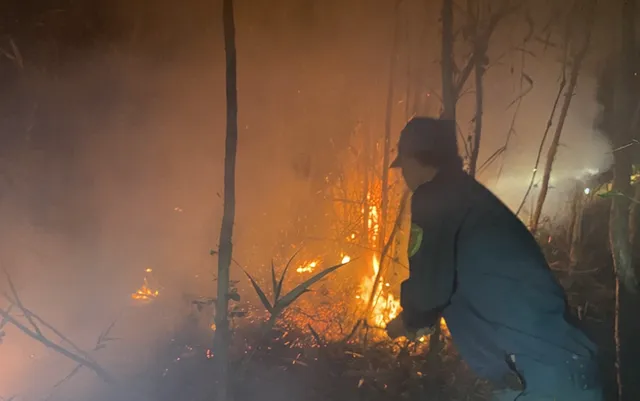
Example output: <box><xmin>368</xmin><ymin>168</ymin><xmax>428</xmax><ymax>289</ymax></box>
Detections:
<box><xmin>244</xmin><ymin>271</ymin><xmax>273</xmax><ymax>314</ymax></box>
<box><xmin>270</xmin><ymin>260</ymin><xmax>278</xmax><ymax>303</ymax></box>
<box><xmin>275</xmin><ymin>260</ymin><xmax>351</xmax><ymax>312</ymax></box>
<box><xmin>276</xmin><ymin>248</ymin><xmax>302</xmax><ymax>302</ymax></box>
<box><xmin>598</xmin><ymin>190</ymin><xmax>623</xmax><ymax>199</ymax></box>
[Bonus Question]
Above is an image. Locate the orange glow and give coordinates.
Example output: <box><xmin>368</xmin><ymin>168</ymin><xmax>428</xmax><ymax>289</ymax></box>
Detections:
<box><xmin>296</xmin><ymin>260</ymin><xmax>319</xmax><ymax>273</ymax></box>
<box><xmin>358</xmin><ymin>254</ymin><xmax>400</xmax><ymax>328</ymax></box>
<box><xmin>131</xmin><ymin>270</ymin><xmax>159</xmax><ymax>301</ymax></box>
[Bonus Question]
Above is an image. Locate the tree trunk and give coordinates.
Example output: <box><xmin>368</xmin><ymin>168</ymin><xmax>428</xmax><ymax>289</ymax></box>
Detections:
<box><xmin>468</xmin><ymin>52</ymin><xmax>485</xmax><ymax>177</ymax></box>
<box><xmin>440</xmin><ymin>0</ymin><xmax>455</xmax><ymax>121</ymax></box>
<box><xmin>365</xmin><ymin>0</ymin><xmax>401</xmax><ymax>323</ymax></box>
<box><xmin>568</xmin><ymin>184</ymin><xmax>585</xmax><ymax>269</ymax></box>
<box><xmin>611</xmin><ymin>2</ymin><xmax>639</xmax><ymax>400</ymax></box>
<box><xmin>379</xmin><ymin>0</ymin><xmax>401</xmax><ymax>251</ymax></box>
<box><xmin>629</xmin><ymin>183</ymin><xmax>640</xmax><ymax>247</ymax></box>
<box><xmin>424</xmin><ymin>0</ymin><xmax>456</xmax><ymax>377</ymax></box>
<box><xmin>213</xmin><ymin>0</ymin><xmax>238</xmax><ymax>399</ymax></box>
<box><xmin>530</xmin><ymin>29</ymin><xmax>591</xmax><ymax>233</ymax></box>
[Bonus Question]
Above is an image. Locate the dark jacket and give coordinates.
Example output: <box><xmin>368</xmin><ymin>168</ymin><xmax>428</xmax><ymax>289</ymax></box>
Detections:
<box><xmin>400</xmin><ymin>168</ymin><xmax>597</xmax><ymax>381</ymax></box>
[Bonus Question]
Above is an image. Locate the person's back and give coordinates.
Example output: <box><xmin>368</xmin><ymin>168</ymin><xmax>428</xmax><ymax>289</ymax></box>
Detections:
<box><xmin>387</xmin><ymin>117</ymin><xmax>603</xmax><ymax>401</ymax></box>
<box><xmin>440</xmin><ymin>171</ymin><xmax>601</xmax><ymax>399</ymax></box>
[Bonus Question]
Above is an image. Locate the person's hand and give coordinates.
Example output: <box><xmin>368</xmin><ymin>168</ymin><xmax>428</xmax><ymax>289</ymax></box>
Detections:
<box><xmin>386</xmin><ymin>315</ymin><xmax>436</xmax><ymax>341</ymax></box>
<box><xmin>385</xmin><ymin>315</ymin><xmax>408</xmax><ymax>339</ymax></box>
<box><xmin>411</xmin><ymin>325</ymin><xmax>436</xmax><ymax>340</ymax></box>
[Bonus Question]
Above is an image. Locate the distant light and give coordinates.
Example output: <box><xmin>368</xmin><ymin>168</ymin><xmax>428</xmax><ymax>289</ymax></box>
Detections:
<box><xmin>584</xmin><ymin>188</ymin><xmax>591</xmax><ymax>195</ymax></box>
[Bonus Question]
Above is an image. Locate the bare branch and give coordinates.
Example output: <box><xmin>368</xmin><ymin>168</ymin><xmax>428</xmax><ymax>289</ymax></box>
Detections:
<box><xmin>516</xmin><ymin>66</ymin><xmax>566</xmax><ymax>216</ymax></box>
<box><xmin>453</xmin><ymin>0</ymin><xmax>524</xmax><ymax>97</ymax></box>
<box><xmin>2</xmin><ymin>268</ymin><xmax>42</xmax><ymax>336</ymax></box>
<box><xmin>0</xmin><ymin>306</ymin><xmax>116</xmax><ymax>384</ymax></box>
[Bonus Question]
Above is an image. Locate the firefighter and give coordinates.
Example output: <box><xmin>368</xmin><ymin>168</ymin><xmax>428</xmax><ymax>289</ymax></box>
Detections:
<box><xmin>385</xmin><ymin>117</ymin><xmax>603</xmax><ymax>401</ymax></box>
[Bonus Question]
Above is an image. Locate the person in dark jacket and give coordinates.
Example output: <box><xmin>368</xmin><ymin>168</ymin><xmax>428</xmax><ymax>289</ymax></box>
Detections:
<box><xmin>385</xmin><ymin>117</ymin><xmax>603</xmax><ymax>401</ymax></box>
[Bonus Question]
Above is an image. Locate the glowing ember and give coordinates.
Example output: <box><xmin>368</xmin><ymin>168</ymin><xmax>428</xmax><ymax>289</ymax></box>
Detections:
<box><xmin>296</xmin><ymin>260</ymin><xmax>318</xmax><ymax>273</ymax></box>
<box><xmin>131</xmin><ymin>269</ymin><xmax>159</xmax><ymax>301</ymax></box>
<box><xmin>341</xmin><ymin>255</ymin><xmax>351</xmax><ymax>264</ymax></box>
<box><xmin>358</xmin><ymin>254</ymin><xmax>400</xmax><ymax>328</ymax></box>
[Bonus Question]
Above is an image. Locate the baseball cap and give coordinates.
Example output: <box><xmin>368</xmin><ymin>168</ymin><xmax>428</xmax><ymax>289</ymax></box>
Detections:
<box><xmin>390</xmin><ymin>117</ymin><xmax>457</xmax><ymax>168</ymax></box>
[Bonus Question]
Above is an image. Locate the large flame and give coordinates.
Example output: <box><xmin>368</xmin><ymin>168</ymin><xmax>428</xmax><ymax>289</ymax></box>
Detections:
<box><xmin>357</xmin><ymin>254</ymin><xmax>400</xmax><ymax>328</ymax></box>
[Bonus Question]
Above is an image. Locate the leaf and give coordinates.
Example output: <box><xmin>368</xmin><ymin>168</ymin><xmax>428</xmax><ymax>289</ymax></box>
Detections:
<box><xmin>244</xmin><ymin>271</ymin><xmax>273</xmax><ymax>314</ymax></box>
<box><xmin>228</xmin><ymin>291</ymin><xmax>241</xmax><ymax>302</ymax></box>
<box><xmin>230</xmin><ymin>310</ymin><xmax>247</xmax><ymax>318</ymax></box>
<box><xmin>271</xmin><ymin>260</ymin><xmax>278</xmax><ymax>303</ymax></box>
<box><xmin>276</xmin><ymin>248</ymin><xmax>303</xmax><ymax>301</ymax></box>
<box><xmin>210</xmin><ymin>249</ymin><xmax>218</xmax><ymax>256</ymax></box>
<box><xmin>275</xmin><ymin>261</ymin><xmax>350</xmax><ymax>312</ymax></box>
<box><xmin>598</xmin><ymin>190</ymin><xmax>623</xmax><ymax>199</ymax></box>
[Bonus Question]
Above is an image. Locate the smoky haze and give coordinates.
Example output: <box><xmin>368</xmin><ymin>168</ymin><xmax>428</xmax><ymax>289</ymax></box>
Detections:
<box><xmin>0</xmin><ymin>0</ymin><xmax>615</xmax><ymax>399</ymax></box>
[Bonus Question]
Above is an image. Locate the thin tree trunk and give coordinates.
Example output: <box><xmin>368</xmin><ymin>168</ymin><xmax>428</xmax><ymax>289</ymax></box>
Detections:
<box><xmin>440</xmin><ymin>0</ymin><xmax>456</xmax><ymax>120</ymax></box>
<box><xmin>365</xmin><ymin>0</ymin><xmax>401</xmax><ymax>323</ymax></box>
<box><xmin>610</xmin><ymin>0</ymin><xmax>638</xmax><ymax>293</ymax></box>
<box><xmin>611</xmin><ymin>1</ymin><xmax>639</xmax><ymax>400</ymax></box>
<box><xmin>213</xmin><ymin>0</ymin><xmax>238</xmax><ymax>399</ymax></box>
<box><xmin>424</xmin><ymin>0</ymin><xmax>457</xmax><ymax>375</ymax></box>
<box><xmin>362</xmin><ymin>123</ymin><xmax>370</xmax><ymax>249</ymax></box>
<box><xmin>379</xmin><ymin>0</ymin><xmax>402</xmax><ymax>252</ymax></box>
<box><xmin>568</xmin><ymin>185</ymin><xmax>584</xmax><ymax>269</ymax></box>
<box><xmin>404</xmin><ymin>0</ymin><xmax>412</xmax><ymax>121</ymax></box>
<box><xmin>530</xmin><ymin>29</ymin><xmax>591</xmax><ymax>233</ymax></box>
<box><xmin>630</xmin><ymin>183</ymin><xmax>640</xmax><ymax>247</ymax></box>
<box><xmin>516</xmin><ymin>73</ymin><xmax>566</xmax><ymax>217</ymax></box>
<box><xmin>468</xmin><ymin>52</ymin><xmax>485</xmax><ymax>177</ymax></box>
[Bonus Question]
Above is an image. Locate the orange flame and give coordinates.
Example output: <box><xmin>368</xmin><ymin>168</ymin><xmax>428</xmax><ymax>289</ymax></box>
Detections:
<box><xmin>296</xmin><ymin>260</ymin><xmax>318</xmax><ymax>274</ymax></box>
<box><xmin>131</xmin><ymin>269</ymin><xmax>159</xmax><ymax>301</ymax></box>
<box><xmin>358</xmin><ymin>254</ymin><xmax>400</xmax><ymax>328</ymax></box>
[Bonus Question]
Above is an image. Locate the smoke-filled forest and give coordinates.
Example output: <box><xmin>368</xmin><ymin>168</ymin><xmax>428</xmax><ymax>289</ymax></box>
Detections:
<box><xmin>0</xmin><ymin>0</ymin><xmax>638</xmax><ymax>400</ymax></box>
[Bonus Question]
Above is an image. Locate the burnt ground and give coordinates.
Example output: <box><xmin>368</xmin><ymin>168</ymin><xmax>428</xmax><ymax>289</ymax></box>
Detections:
<box><xmin>131</xmin><ymin>321</ymin><xmax>492</xmax><ymax>401</ymax></box>
<box><xmin>88</xmin><ymin>201</ymin><xmax>623</xmax><ymax>401</ymax></box>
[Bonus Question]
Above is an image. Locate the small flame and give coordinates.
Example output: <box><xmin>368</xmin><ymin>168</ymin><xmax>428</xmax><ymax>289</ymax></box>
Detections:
<box><xmin>341</xmin><ymin>255</ymin><xmax>351</xmax><ymax>264</ymax></box>
<box><xmin>296</xmin><ymin>260</ymin><xmax>318</xmax><ymax>273</ymax></box>
<box><xmin>131</xmin><ymin>278</ymin><xmax>159</xmax><ymax>301</ymax></box>
<box><xmin>132</xmin><ymin>269</ymin><xmax>159</xmax><ymax>301</ymax></box>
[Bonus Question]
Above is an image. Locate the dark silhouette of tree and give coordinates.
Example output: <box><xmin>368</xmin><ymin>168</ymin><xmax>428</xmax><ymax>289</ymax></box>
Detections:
<box><xmin>594</xmin><ymin>1</ymin><xmax>640</xmax><ymax>399</ymax></box>
<box><xmin>213</xmin><ymin>0</ymin><xmax>238</xmax><ymax>399</ymax></box>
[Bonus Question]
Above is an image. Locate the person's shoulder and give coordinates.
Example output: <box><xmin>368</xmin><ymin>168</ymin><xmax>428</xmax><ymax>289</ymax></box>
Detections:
<box><xmin>411</xmin><ymin>171</ymin><xmax>474</xmax><ymax>222</ymax></box>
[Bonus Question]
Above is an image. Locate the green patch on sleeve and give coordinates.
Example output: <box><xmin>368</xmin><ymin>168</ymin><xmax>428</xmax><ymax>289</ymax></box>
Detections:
<box><xmin>408</xmin><ymin>223</ymin><xmax>424</xmax><ymax>258</ymax></box>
